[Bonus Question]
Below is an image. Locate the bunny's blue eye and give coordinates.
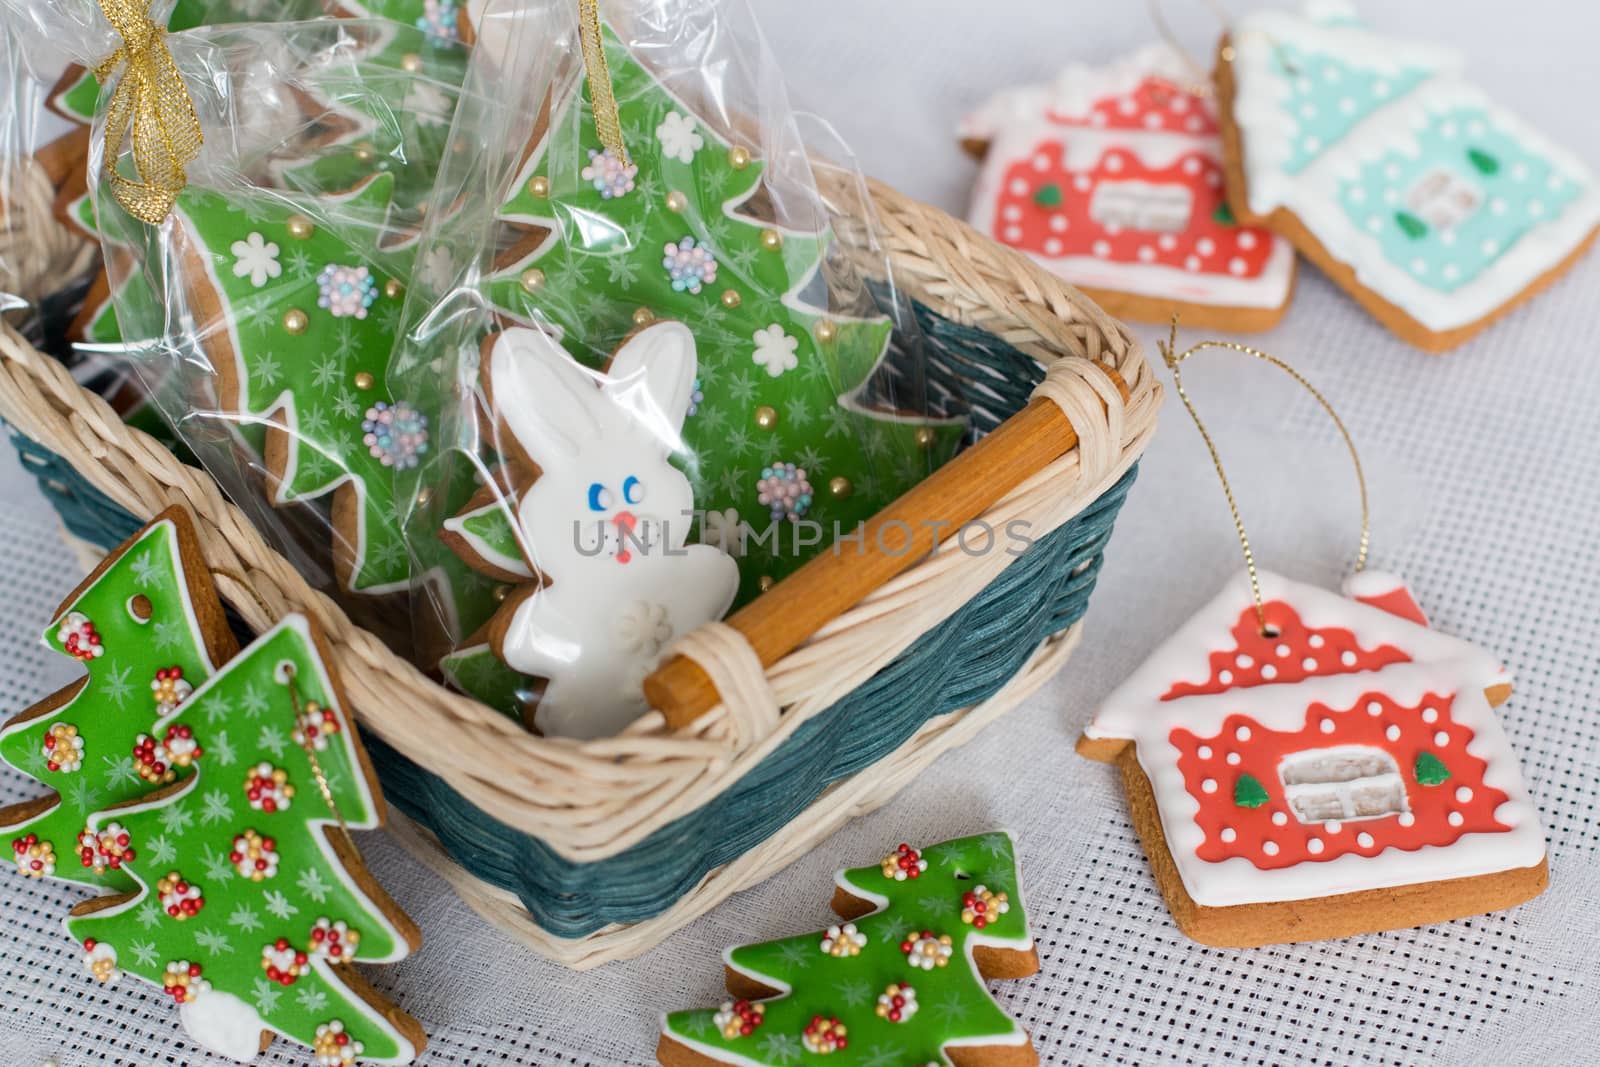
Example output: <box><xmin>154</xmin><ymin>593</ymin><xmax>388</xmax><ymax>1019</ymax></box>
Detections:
<box><xmin>587</xmin><ymin>483</ymin><xmax>610</xmax><ymax>512</ymax></box>
<box><xmin>622</xmin><ymin>476</ymin><xmax>643</xmax><ymax>505</ymax></box>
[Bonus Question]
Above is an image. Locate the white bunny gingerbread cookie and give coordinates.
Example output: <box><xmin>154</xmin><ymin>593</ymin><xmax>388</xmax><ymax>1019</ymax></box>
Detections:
<box><xmin>446</xmin><ymin>321</ymin><xmax>739</xmax><ymax>739</ymax></box>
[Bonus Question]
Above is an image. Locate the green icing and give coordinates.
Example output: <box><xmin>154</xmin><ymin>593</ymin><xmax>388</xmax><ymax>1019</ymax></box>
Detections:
<box><xmin>1233</xmin><ymin>772</ymin><xmax>1270</xmax><ymax>808</ymax></box>
<box><xmin>1414</xmin><ymin>751</ymin><xmax>1451</xmax><ymax>786</ymax></box>
<box><xmin>475</xmin><ymin>21</ymin><xmax>964</xmax><ymax>606</ymax></box>
<box><xmin>172</xmin><ymin>175</ymin><xmax>417</xmax><ymax>594</ymax></box>
<box><xmin>0</xmin><ymin>519</ymin><xmax>223</xmax><ymax>895</ymax></box>
<box><xmin>1394</xmin><ymin>210</ymin><xmax>1429</xmax><ymax>240</ymax></box>
<box><xmin>1212</xmin><ymin>200</ymin><xmax>1236</xmax><ymax>227</ymax></box>
<box><xmin>67</xmin><ymin>617</ymin><xmax>412</xmax><ymax>1061</ymax></box>
<box><xmin>1467</xmin><ymin>146</ymin><xmax>1500</xmax><ymax>176</ymax></box>
<box><xmin>439</xmin><ymin>644</ymin><xmax>534</xmax><ymax>720</ymax></box>
<box><xmin>664</xmin><ymin>831</ymin><xmax>1032</xmax><ymax>1065</ymax></box>
<box><xmin>1032</xmin><ymin>182</ymin><xmax>1063</xmax><ymax>208</ymax></box>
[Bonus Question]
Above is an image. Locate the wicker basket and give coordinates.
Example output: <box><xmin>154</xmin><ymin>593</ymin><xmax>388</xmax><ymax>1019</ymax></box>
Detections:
<box><xmin>0</xmin><ymin>175</ymin><xmax>1160</xmax><ymax>968</ymax></box>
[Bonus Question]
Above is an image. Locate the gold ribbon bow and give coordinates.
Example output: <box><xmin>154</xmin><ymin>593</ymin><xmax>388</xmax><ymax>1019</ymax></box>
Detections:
<box><xmin>93</xmin><ymin>0</ymin><xmax>204</xmax><ymax>224</ymax></box>
<box><xmin>577</xmin><ymin>0</ymin><xmax>629</xmax><ymax>165</ymax></box>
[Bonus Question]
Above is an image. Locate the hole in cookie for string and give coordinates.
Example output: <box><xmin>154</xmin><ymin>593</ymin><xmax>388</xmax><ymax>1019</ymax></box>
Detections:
<box><xmin>273</xmin><ymin>660</ymin><xmax>297</xmax><ymax>685</ymax></box>
<box><xmin>126</xmin><ymin>595</ymin><xmax>154</xmax><ymax>623</ymax></box>
<box><xmin>1258</xmin><ymin>623</ymin><xmax>1282</xmax><ymax>639</ymax></box>
<box><xmin>953</xmin><ymin>870</ymin><xmax>973</xmax><ymax>881</ymax></box>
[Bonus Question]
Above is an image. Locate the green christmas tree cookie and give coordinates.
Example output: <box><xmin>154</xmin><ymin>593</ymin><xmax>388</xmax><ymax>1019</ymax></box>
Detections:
<box><xmin>170</xmin><ymin>172</ymin><xmax>418</xmax><ymax>594</ymax></box>
<box><xmin>458</xmin><ymin>19</ymin><xmax>964</xmax><ymax>605</ymax></box>
<box><xmin>659</xmin><ymin>831</ymin><xmax>1040</xmax><ymax>1066</ymax></box>
<box><xmin>1</xmin><ymin>510</ymin><xmax>236</xmax><ymax>895</ymax></box>
<box><xmin>67</xmin><ymin>615</ymin><xmax>425</xmax><ymax>1063</ymax></box>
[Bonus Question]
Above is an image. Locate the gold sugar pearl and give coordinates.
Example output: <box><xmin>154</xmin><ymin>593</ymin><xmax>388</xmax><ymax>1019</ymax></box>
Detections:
<box><xmin>665</xmin><ymin>190</ymin><xmax>688</xmax><ymax>213</ymax></box>
<box><xmin>528</xmin><ymin>175</ymin><xmax>551</xmax><ymax>199</ymax></box>
<box><xmin>754</xmin><ymin>406</ymin><xmax>778</xmax><ymax>430</ymax></box>
<box><xmin>520</xmin><ymin>268</ymin><xmax>546</xmax><ymax>293</ymax></box>
<box><xmin>760</xmin><ymin>228</ymin><xmax>783</xmax><ymax>252</ymax></box>
<box><xmin>353</xmin><ymin>143</ymin><xmax>375</xmax><ymax>164</ymax></box>
<box><xmin>829</xmin><ymin>476</ymin><xmax>852</xmax><ymax>499</ymax></box>
<box><xmin>283</xmin><ymin>309</ymin><xmax>309</xmax><ymax>335</ymax></box>
<box><xmin>401</xmin><ymin>53</ymin><xmax>422</xmax><ymax>73</ymax></box>
<box><xmin>493</xmin><ymin>584</ymin><xmax>510</xmax><ymax>602</ymax></box>
<box><xmin>286</xmin><ymin>215</ymin><xmax>314</xmax><ymax>240</ymax></box>
<box><xmin>384</xmin><ymin>278</ymin><xmax>404</xmax><ymax>299</ymax></box>
<box><xmin>416</xmin><ymin>486</ymin><xmax>433</xmax><ymax>508</ymax></box>
<box><xmin>632</xmin><ymin>306</ymin><xmax>655</xmax><ymax>326</ymax></box>
<box><xmin>720</xmin><ymin>289</ymin><xmax>742</xmax><ymax>309</ymax></box>
<box><xmin>915</xmin><ymin>426</ymin><xmax>938</xmax><ymax>449</ymax></box>
<box><xmin>354</xmin><ymin>371</ymin><xmax>375</xmax><ymax>390</ymax></box>
<box><xmin>758</xmin><ymin>575</ymin><xmax>775</xmax><ymax>593</ymax></box>
<box><xmin>815</xmin><ymin>318</ymin><xmax>837</xmax><ymax>343</ymax></box>
<box><xmin>728</xmin><ymin>145</ymin><xmax>751</xmax><ymax>169</ymax></box>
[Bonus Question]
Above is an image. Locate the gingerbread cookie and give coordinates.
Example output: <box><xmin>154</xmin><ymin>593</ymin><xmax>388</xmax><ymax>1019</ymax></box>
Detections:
<box><xmin>470</xmin><ymin>15</ymin><xmax>965</xmax><ymax>605</ymax></box>
<box><xmin>444</xmin><ymin>321</ymin><xmax>739</xmax><ymax>738</ymax></box>
<box><xmin>1078</xmin><ymin>569</ymin><xmax>1548</xmax><ymax>946</ymax></box>
<box><xmin>67</xmin><ymin>614</ymin><xmax>425</xmax><ymax>1063</ymax></box>
<box><xmin>1215</xmin><ymin>2</ymin><xmax>1600</xmax><ymax>351</ymax></box>
<box><xmin>168</xmin><ymin>173</ymin><xmax>418</xmax><ymax>594</ymax></box>
<box><xmin>660</xmin><ymin>831</ymin><xmax>1039</xmax><ymax>1067</ymax></box>
<box><xmin>1</xmin><ymin>509</ymin><xmax>237</xmax><ymax>895</ymax></box>
<box><xmin>962</xmin><ymin>44</ymin><xmax>1296</xmax><ymax>331</ymax></box>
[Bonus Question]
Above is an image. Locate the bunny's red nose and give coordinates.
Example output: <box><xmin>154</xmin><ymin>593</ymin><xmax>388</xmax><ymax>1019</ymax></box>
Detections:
<box><xmin>612</xmin><ymin>511</ymin><xmax>638</xmax><ymax>564</ymax></box>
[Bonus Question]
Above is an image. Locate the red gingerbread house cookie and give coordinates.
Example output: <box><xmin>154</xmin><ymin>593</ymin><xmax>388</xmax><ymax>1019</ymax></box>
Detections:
<box><xmin>1078</xmin><ymin>569</ymin><xmax>1547</xmax><ymax>946</ymax></box>
<box><xmin>962</xmin><ymin>45</ymin><xmax>1296</xmax><ymax>330</ymax></box>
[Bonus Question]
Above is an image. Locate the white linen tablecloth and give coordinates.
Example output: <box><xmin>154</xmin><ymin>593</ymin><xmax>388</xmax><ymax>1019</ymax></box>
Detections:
<box><xmin>3</xmin><ymin>0</ymin><xmax>1597</xmax><ymax>1062</ymax></box>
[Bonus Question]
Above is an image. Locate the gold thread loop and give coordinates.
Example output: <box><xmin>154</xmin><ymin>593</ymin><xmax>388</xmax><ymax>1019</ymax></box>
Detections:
<box><xmin>578</xmin><ymin>0</ymin><xmax>629</xmax><ymax>166</ymax></box>
<box><xmin>1146</xmin><ymin>0</ymin><xmax>1233</xmax><ymax>97</ymax></box>
<box><xmin>283</xmin><ymin>665</ymin><xmax>352</xmax><ymax>843</ymax></box>
<box><xmin>93</xmin><ymin>0</ymin><xmax>203</xmax><ymax>224</ymax></box>
<box><xmin>1157</xmin><ymin>316</ymin><xmax>1371</xmax><ymax>633</ymax></box>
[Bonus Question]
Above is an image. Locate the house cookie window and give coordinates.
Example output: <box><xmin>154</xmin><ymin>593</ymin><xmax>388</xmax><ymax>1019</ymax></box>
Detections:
<box><xmin>1279</xmin><ymin>745</ymin><xmax>1409</xmax><ymax>823</ymax></box>
<box><xmin>1088</xmin><ymin>181</ymin><xmax>1193</xmax><ymax>232</ymax></box>
<box><xmin>1404</xmin><ymin>169</ymin><xmax>1481</xmax><ymax>232</ymax></box>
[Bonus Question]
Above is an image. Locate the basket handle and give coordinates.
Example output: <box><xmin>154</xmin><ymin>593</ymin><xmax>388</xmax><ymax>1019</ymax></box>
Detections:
<box><xmin>643</xmin><ymin>362</ymin><xmax>1131</xmax><ymax>729</ymax></box>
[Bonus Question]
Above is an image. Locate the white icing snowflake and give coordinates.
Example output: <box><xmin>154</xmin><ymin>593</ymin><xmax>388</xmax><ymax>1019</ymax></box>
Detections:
<box><xmin>751</xmin><ymin>324</ymin><xmax>799</xmax><ymax>378</ymax></box>
<box><xmin>581</xmin><ymin>147</ymin><xmax>638</xmax><ymax>199</ymax></box>
<box><xmin>417</xmin><ymin>247</ymin><xmax>453</xmax><ymax>292</ymax></box>
<box><xmin>699</xmin><ymin>508</ymin><xmax>745</xmax><ymax>556</ymax></box>
<box><xmin>656</xmin><ymin>111</ymin><xmax>704</xmax><ymax>163</ymax></box>
<box><xmin>616</xmin><ymin>601</ymin><xmax>673</xmax><ymax>658</ymax></box>
<box><xmin>230</xmin><ymin>232</ymin><xmax>282</xmax><ymax>288</ymax></box>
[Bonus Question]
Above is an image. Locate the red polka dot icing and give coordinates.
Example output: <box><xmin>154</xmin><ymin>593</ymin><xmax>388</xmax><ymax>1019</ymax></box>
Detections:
<box><xmin>991</xmin><ymin>141</ymin><xmax>1278</xmax><ymax>277</ymax></box>
<box><xmin>1047</xmin><ymin>75</ymin><xmax>1220</xmax><ymax>136</ymax></box>
<box><xmin>1171</xmin><ymin>690</ymin><xmax>1509</xmax><ymax>870</ymax></box>
<box><xmin>1162</xmin><ymin>602</ymin><xmax>1412</xmax><ymax>701</ymax></box>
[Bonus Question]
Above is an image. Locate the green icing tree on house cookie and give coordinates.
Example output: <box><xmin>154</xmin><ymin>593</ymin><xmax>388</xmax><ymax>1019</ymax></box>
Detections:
<box><xmin>0</xmin><ymin>512</ymin><xmax>235</xmax><ymax>896</ymax></box>
<box><xmin>67</xmin><ymin>615</ymin><xmax>424</xmax><ymax>1064</ymax></box>
<box><xmin>660</xmin><ymin>831</ymin><xmax>1039</xmax><ymax>1066</ymax></box>
<box><xmin>458</xmin><ymin>21</ymin><xmax>964</xmax><ymax>606</ymax></box>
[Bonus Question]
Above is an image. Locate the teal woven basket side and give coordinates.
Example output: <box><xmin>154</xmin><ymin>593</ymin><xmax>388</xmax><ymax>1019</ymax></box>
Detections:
<box><xmin>8</xmin><ymin>431</ymin><xmax>147</xmax><ymax>549</ymax></box>
<box><xmin>7</xmin><ymin>298</ymin><xmax>1143</xmax><ymax>941</ymax></box>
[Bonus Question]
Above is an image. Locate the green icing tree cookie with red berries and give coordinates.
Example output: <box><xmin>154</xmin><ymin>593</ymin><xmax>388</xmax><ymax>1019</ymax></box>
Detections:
<box><xmin>67</xmin><ymin>614</ymin><xmax>425</xmax><ymax>1063</ymax></box>
<box><xmin>0</xmin><ymin>510</ymin><xmax>237</xmax><ymax>895</ymax></box>
<box><xmin>659</xmin><ymin>831</ymin><xmax>1040</xmax><ymax>1067</ymax></box>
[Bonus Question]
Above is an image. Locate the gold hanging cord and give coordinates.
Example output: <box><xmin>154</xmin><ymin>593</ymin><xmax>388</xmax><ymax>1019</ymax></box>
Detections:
<box><xmin>284</xmin><ymin>665</ymin><xmax>352</xmax><ymax>841</ymax></box>
<box><xmin>578</xmin><ymin>0</ymin><xmax>630</xmax><ymax>165</ymax></box>
<box><xmin>1145</xmin><ymin>0</ymin><xmax>1234</xmax><ymax>98</ymax></box>
<box><xmin>1158</xmin><ymin>317</ymin><xmax>1371</xmax><ymax>635</ymax></box>
<box><xmin>93</xmin><ymin>0</ymin><xmax>204</xmax><ymax>224</ymax></box>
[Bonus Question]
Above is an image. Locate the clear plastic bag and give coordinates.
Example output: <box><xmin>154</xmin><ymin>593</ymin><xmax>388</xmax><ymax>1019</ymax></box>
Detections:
<box><xmin>0</xmin><ymin>1</ymin><xmax>477</xmax><ymax>650</ymax></box>
<box><xmin>394</xmin><ymin>0</ymin><xmax>967</xmax><ymax>737</ymax></box>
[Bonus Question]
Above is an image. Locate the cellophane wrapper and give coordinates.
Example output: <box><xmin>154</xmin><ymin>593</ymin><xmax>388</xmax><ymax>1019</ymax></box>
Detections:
<box><xmin>390</xmin><ymin>0</ymin><xmax>968</xmax><ymax>738</ymax></box>
<box><xmin>47</xmin><ymin>6</ymin><xmax>475</xmax><ymax>655</ymax></box>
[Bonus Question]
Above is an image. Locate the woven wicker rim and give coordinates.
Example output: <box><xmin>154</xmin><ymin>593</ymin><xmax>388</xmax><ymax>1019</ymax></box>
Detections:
<box><xmin>0</xmin><ymin>175</ymin><xmax>1158</xmax><ymax>864</ymax></box>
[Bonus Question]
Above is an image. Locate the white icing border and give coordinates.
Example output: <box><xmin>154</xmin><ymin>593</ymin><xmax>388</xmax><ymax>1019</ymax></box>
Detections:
<box><xmin>964</xmin><ymin>49</ymin><xmax>1294</xmax><ymax>310</ymax></box>
<box><xmin>65</xmin><ymin>616</ymin><xmax>417</xmax><ymax>1064</ymax></box>
<box><xmin>1086</xmin><ymin>570</ymin><xmax>1545</xmax><ymax>906</ymax></box>
<box><xmin>1229</xmin><ymin>8</ymin><xmax>1600</xmax><ymax>331</ymax></box>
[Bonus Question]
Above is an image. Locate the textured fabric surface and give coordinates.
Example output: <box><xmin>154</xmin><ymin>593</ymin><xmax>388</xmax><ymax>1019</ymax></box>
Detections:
<box><xmin>4</xmin><ymin>0</ymin><xmax>1600</xmax><ymax>1062</ymax></box>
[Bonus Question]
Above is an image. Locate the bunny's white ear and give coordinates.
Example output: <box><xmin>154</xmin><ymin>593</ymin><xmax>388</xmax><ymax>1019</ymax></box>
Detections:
<box><xmin>487</xmin><ymin>328</ymin><xmax>604</xmax><ymax>467</ymax></box>
<box><xmin>606</xmin><ymin>321</ymin><xmax>699</xmax><ymax>449</ymax></box>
